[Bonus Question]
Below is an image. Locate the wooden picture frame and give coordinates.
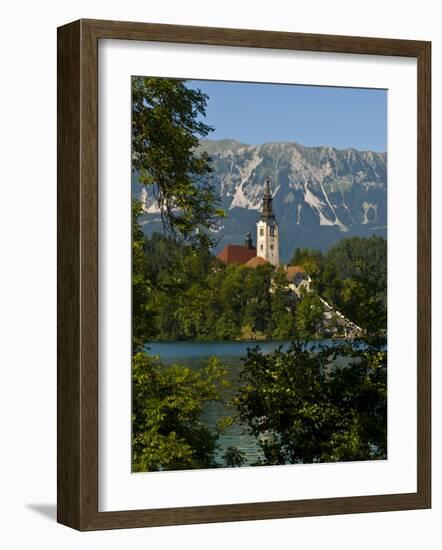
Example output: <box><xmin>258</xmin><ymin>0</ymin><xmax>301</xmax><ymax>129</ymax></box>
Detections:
<box><xmin>57</xmin><ymin>18</ymin><xmax>431</xmax><ymax>531</ymax></box>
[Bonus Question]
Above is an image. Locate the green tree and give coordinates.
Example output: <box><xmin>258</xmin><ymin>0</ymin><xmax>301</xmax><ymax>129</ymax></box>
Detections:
<box><xmin>132</xmin><ymin>352</ymin><xmax>230</xmax><ymax>471</ymax></box>
<box><xmin>320</xmin><ymin>260</ymin><xmax>342</xmax><ymax>306</ymax></box>
<box><xmin>325</xmin><ymin>237</ymin><xmax>387</xmax><ymax>337</ymax></box>
<box><xmin>132</xmin><ymin>77</ymin><xmax>225</xmax><ymax>248</ymax></box>
<box><xmin>132</xmin><ymin>201</ymin><xmax>157</xmax><ymax>350</ymax></box>
<box><xmin>236</xmin><ymin>342</ymin><xmax>387</xmax><ymax>465</ymax></box>
<box><xmin>222</xmin><ymin>446</ymin><xmax>246</xmax><ymax>468</ymax></box>
<box><xmin>340</xmin><ymin>273</ymin><xmax>386</xmax><ymax>338</ymax></box>
<box><xmin>270</xmin><ymin>267</ymin><xmax>297</xmax><ymax>339</ymax></box>
<box><xmin>323</xmin><ymin>237</ymin><xmax>386</xmax><ymax>302</ymax></box>
<box><xmin>289</xmin><ymin>236</ymin><xmax>387</xmax><ymax>338</ymax></box>
<box><xmin>295</xmin><ymin>292</ymin><xmax>324</xmax><ymax>339</ymax></box>
<box><xmin>214</xmin><ymin>264</ymin><xmax>248</xmax><ymax>340</ymax></box>
<box><xmin>325</xmin><ymin>236</ymin><xmax>386</xmax><ymax>284</ymax></box>
<box><xmin>243</xmin><ymin>264</ymin><xmax>273</xmax><ymax>336</ymax></box>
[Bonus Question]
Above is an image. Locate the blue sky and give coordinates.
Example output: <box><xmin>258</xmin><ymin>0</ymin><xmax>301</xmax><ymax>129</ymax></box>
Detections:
<box><xmin>188</xmin><ymin>80</ymin><xmax>387</xmax><ymax>152</ymax></box>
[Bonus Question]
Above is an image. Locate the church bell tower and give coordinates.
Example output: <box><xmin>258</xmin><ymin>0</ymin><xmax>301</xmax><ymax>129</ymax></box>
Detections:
<box><xmin>256</xmin><ymin>177</ymin><xmax>279</xmax><ymax>266</ymax></box>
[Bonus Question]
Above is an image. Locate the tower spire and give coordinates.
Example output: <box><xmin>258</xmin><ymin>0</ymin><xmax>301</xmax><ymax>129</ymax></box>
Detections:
<box><xmin>265</xmin><ymin>176</ymin><xmax>271</xmax><ymax>195</ymax></box>
<box><xmin>261</xmin><ymin>177</ymin><xmax>275</xmax><ymax>220</ymax></box>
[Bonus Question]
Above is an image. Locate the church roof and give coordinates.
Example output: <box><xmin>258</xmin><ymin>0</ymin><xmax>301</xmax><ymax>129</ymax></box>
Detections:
<box><xmin>245</xmin><ymin>256</ymin><xmax>269</xmax><ymax>268</ymax></box>
<box><xmin>217</xmin><ymin>244</ymin><xmax>257</xmax><ymax>265</ymax></box>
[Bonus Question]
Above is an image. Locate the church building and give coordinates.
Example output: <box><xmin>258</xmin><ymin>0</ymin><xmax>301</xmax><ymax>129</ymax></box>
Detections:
<box><xmin>217</xmin><ymin>177</ymin><xmax>280</xmax><ymax>267</ymax></box>
<box><xmin>216</xmin><ymin>177</ymin><xmax>313</xmax><ymax>298</ymax></box>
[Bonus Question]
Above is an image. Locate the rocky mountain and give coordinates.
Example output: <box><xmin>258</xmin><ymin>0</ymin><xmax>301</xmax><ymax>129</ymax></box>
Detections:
<box><xmin>133</xmin><ymin>139</ymin><xmax>387</xmax><ymax>262</ymax></box>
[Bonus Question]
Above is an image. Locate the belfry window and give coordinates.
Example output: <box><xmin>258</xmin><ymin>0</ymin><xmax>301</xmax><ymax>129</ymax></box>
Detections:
<box><xmin>260</xmin><ymin>227</ymin><xmax>264</xmax><ymax>236</ymax></box>
<box><xmin>270</xmin><ymin>227</ymin><xmax>275</xmax><ymax>236</ymax></box>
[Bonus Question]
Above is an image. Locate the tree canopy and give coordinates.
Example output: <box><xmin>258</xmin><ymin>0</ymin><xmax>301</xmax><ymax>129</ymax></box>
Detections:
<box><xmin>132</xmin><ymin>77</ymin><xmax>225</xmax><ymax>248</ymax></box>
<box><xmin>133</xmin><ymin>232</ymin><xmax>387</xmax><ymax>344</ymax></box>
<box><xmin>236</xmin><ymin>342</ymin><xmax>387</xmax><ymax>464</ymax></box>
<box><xmin>132</xmin><ymin>352</ymin><xmax>231</xmax><ymax>471</ymax></box>
<box><xmin>290</xmin><ymin>236</ymin><xmax>387</xmax><ymax>337</ymax></box>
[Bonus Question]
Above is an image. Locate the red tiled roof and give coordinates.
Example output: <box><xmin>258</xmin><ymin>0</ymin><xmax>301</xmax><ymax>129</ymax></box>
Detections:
<box><xmin>245</xmin><ymin>256</ymin><xmax>268</xmax><ymax>268</ymax></box>
<box><xmin>285</xmin><ymin>265</ymin><xmax>306</xmax><ymax>282</ymax></box>
<box><xmin>217</xmin><ymin>244</ymin><xmax>257</xmax><ymax>265</ymax></box>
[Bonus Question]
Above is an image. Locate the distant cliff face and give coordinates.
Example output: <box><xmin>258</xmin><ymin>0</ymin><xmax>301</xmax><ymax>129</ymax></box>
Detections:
<box><xmin>133</xmin><ymin>139</ymin><xmax>387</xmax><ymax>261</ymax></box>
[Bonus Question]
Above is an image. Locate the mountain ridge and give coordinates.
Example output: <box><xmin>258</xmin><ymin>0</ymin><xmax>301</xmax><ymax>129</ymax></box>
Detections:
<box><xmin>133</xmin><ymin>139</ymin><xmax>387</xmax><ymax>261</ymax></box>
<box><xmin>198</xmin><ymin>138</ymin><xmax>387</xmax><ymax>156</ymax></box>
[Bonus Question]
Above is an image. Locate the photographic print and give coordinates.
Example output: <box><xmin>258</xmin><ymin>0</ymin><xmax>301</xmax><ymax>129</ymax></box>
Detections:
<box><xmin>131</xmin><ymin>77</ymin><xmax>387</xmax><ymax>473</ymax></box>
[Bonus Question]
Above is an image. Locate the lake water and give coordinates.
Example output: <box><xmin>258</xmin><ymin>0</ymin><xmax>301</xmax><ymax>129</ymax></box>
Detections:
<box><xmin>145</xmin><ymin>340</ymin><xmax>340</xmax><ymax>466</ymax></box>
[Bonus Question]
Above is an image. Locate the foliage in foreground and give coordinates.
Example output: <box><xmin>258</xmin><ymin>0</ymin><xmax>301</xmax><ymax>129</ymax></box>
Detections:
<box><xmin>132</xmin><ymin>352</ymin><xmax>232</xmax><ymax>472</ymax></box>
<box><xmin>235</xmin><ymin>341</ymin><xmax>387</xmax><ymax>465</ymax></box>
<box><xmin>132</xmin><ymin>77</ymin><xmax>225</xmax><ymax>248</ymax></box>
